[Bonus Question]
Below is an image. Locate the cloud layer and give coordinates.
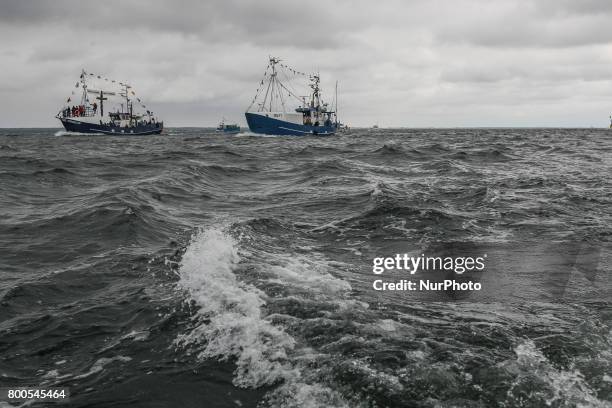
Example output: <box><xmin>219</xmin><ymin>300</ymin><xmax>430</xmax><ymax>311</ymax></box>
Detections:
<box><xmin>1</xmin><ymin>0</ymin><xmax>612</xmax><ymax>127</ymax></box>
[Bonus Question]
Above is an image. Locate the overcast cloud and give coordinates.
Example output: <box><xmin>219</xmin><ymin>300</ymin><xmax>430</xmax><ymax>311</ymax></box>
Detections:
<box><xmin>1</xmin><ymin>0</ymin><xmax>612</xmax><ymax>127</ymax></box>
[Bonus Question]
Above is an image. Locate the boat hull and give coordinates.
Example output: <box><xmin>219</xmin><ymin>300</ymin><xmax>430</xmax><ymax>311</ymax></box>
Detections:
<box><xmin>245</xmin><ymin>112</ymin><xmax>336</xmax><ymax>136</ymax></box>
<box><xmin>59</xmin><ymin>118</ymin><xmax>163</xmax><ymax>135</ymax></box>
<box><xmin>216</xmin><ymin>127</ymin><xmax>241</xmax><ymax>134</ymax></box>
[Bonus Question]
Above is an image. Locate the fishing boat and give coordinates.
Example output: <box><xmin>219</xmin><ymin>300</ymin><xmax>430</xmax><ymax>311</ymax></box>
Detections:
<box><xmin>56</xmin><ymin>70</ymin><xmax>163</xmax><ymax>135</ymax></box>
<box><xmin>245</xmin><ymin>57</ymin><xmax>338</xmax><ymax>136</ymax></box>
<box><xmin>216</xmin><ymin>118</ymin><xmax>240</xmax><ymax>134</ymax></box>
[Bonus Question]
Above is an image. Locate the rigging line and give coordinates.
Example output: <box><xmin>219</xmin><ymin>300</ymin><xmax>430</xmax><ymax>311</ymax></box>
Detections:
<box><xmin>276</xmin><ymin>80</ymin><xmax>304</xmax><ymax>104</ymax></box>
<box><xmin>247</xmin><ymin>62</ymin><xmax>271</xmax><ymax>111</ymax></box>
<box><xmin>279</xmin><ymin>69</ymin><xmax>301</xmax><ymax>101</ymax></box>
<box><xmin>260</xmin><ymin>72</ymin><xmax>273</xmax><ymax>112</ymax></box>
<box><xmin>279</xmin><ymin>64</ymin><xmax>304</xmax><ymax>101</ymax></box>
<box><xmin>276</xmin><ymin>71</ymin><xmax>289</xmax><ymax>112</ymax></box>
<box><xmin>269</xmin><ymin>68</ymin><xmax>276</xmax><ymax>112</ymax></box>
<box><xmin>281</xmin><ymin>63</ymin><xmax>308</xmax><ymax>77</ymax></box>
<box><xmin>277</xmin><ymin>78</ymin><xmax>286</xmax><ymax>113</ymax></box>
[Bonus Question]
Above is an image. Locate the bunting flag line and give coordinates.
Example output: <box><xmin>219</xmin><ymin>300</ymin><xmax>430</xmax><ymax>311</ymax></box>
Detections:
<box><xmin>62</xmin><ymin>70</ymin><xmax>150</xmax><ymax>113</ymax></box>
<box><xmin>247</xmin><ymin>58</ymin><xmax>313</xmax><ymax>111</ymax></box>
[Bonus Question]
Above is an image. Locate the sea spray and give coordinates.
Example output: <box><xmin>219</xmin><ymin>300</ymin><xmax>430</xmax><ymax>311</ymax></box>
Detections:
<box><xmin>503</xmin><ymin>340</ymin><xmax>610</xmax><ymax>408</ymax></box>
<box><xmin>175</xmin><ymin>228</ymin><xmax>296</xmax><ymax>388</ymax></box>
<box><xmin>175</xmin><ymin>226</ymin><xmax>353</xmax><ymax>406</ymax></box>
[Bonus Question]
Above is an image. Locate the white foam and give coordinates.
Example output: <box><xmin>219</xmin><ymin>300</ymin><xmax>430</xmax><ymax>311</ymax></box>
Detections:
<box><xmin>264</xmin><ymin>254</ymin><xmax>351</xmax><ymax>296</ymax></box>
<box><xmin>74</xmin><ymin>356</ymin><xmax>132</xmax><ymax>380</ymax></box>
<box><xmin>176</xmin><ymin>228</ymin><xmax>296</xmax><ymax>388</ymax></box>
<box><xmin>234</xmin><ymin>131</ymin><xmax>280</xmax><ymax>138</ymax></box>
<box><xmin>265</xmin><ymin>382</ymin><xmax>351</xmax><ymax>408</ymax></box>
<box><xmin>53</xmin><ymin>130</ymin><xmax>103</xmax><ymax>137</ymax></box>
<box><xmin>176</xmin><ymin>227</ymin><xmax>355</xmax><ymax>405</ymax></box>
<box><xmin>509</xmin><ymin>340</ymin><xmax>610</xmax><ymax>408</ymax></box>
<box><xmin>121</xmin><ymin>330</ymin><xmax>150</xmax><ymax>342</ymax></box>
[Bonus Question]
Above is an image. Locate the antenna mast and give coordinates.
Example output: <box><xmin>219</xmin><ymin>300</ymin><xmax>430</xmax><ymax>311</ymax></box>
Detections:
<box><xmin>80</xmin><ymin>69</ymin><xmax>88</xmax><ymax>105</ymax></box>
<box><xmin>268</xmin><ymin>57</ymin><xmax>280</xmax><ymax>112</ymax></box>
<box><xmin>335</xmin><ymin>80</ymin><xmax>338</xmax><ymax>126</ymax></box>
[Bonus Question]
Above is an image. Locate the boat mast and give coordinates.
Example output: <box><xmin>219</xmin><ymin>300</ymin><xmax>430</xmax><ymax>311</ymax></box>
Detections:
<box><xmin>121</xmin><ymin>83</ymin><xmax>132</xmax><ymax>121</ymax></box>
<box><xmin>335</xmin><ymin>80</ymin><xmax>338</xmax><ymax>126</ymax></box>
<box><xmin>80</xmin><ymin>69</ymin><xmax>88</xmax><ymax>105</ymax></box>
<box><xmin>249</xmin><ymin>57</ymin><xmax>320</xmax><ymax>115</ymax></box>
<box><xmin>96</xmin><ymin>91</ymin><xmax>108</xmax><ymax>117</ymax></box>
<box><xmin>269</xmin><ymin>57</ymin><xmax>281</xmax><ymax>112</ymax></box>
<box><xmin>310</xmin><ymin>75</ymin><xmax>321</xmax><ymax>108</ymax></box>
<box><xmin>270</xmin><ymin>58</ymin><xmax>275</xmax><ymax>111</ymax></box>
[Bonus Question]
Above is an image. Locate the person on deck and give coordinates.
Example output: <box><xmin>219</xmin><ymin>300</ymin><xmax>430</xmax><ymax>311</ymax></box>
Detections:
<box><xmin>92</xmin><ymin>102</ymin><xmax>97</xmax><ymax>115</ymax></box>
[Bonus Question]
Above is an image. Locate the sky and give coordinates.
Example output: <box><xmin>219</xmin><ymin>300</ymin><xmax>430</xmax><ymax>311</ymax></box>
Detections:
<box><xmin>1</xmin><ymin>0</ymin><xmax>612</xmax><ymax>128</ymax></box>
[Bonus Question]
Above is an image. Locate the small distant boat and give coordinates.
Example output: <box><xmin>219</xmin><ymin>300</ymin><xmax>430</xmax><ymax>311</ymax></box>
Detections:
<box><xmin>216</xmin><ymin>118</ymin><xmax>240</xmax><ymax>134</ymax></box>
<box><xmin>337</xmin><ymin>122</ymin><xmax>350</xmax><ymax>132</ymax></box>
<box><xmin>372</xmin><ymin>124</ymin><xmax>379</xmax><ymax>129</ymax></box>
<box><xmin>245</xmin><ymin>57</ymin><xmax>338</xmax><ymax>136</ymax></box>
<box><xmin>56</xmin><ymin>69</ymin><xmax>163</xmax><ymax>135</ymax></box>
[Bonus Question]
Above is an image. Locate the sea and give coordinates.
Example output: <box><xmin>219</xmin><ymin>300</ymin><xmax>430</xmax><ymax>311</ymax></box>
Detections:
<box><xmin>0</xmin><ymin>128</ymin><xmax>610</xmax><ymax>408</ymax></box>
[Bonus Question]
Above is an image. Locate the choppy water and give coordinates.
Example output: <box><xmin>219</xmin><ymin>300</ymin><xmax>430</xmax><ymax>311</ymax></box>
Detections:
<box><xmin>0</xmin><ymin>128</ymin><xmax>610</xmax><ymax>407</ymax></box>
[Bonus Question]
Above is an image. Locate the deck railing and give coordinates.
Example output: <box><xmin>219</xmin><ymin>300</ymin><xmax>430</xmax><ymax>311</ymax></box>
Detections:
<box><xmin>61</xmin><ymin>106</ymin><xmax>97</xmax><ymax>118</ymax></box>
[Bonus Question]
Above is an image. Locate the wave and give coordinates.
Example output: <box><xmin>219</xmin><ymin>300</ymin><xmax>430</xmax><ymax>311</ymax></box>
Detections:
<box><xmin>33</xmin><ymin>167</ymin><xmax>76</xmax><ymax>175</ymax></box>
<box><xmin>372</xmin><ymin>143</ymin><xmax>405</xmax><ymax>155</ymax></box>
<box><xmin>290</xmin><ymin>146</ymin><xmax>343</xmax><ymax>157</ymax></box>
<box><xmin>0</xmin><ymin>144</ymin><xmax>18</xmax><ymax>151</ymax></box>
<box><xmin>54</xmin><ymin>130</ymin><xmax>105</xmax><ymax>137</ymax></box>
<box><xmin>450</xmin><ymin>148</ymin><xmax>514</xmax><ymax>162</ymax></box>
<box><xmin>175</xmin><ymin>226</ymin><xmax>354</xmax><ymax>406</ymax></box>
<box><xmin>503</xmin><ymin>340</ymin><xmax>610</xmax><ymax>407</ymax></box>
<box><xmin>176</xmin><ymin>228</ymin><xmax>295</xmax><ymax>388</ymax></box>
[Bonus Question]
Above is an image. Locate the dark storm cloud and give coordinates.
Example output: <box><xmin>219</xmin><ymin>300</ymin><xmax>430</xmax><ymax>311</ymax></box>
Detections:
<box><xmin>1</xmin><ymin>1</ymin><xmax>612</xmax><ymax>127</ymax></box>
<box><xmin>0</xmin><ymin>0</ymin><xmax>358</xmax><ymax>49</ymax></box>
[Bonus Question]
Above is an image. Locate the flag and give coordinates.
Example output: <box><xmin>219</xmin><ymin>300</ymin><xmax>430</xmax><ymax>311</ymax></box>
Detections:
<box><xmin>67</xmin><ymin>97</ymin><xmax>71</xmax><ymax>102</ymax></box>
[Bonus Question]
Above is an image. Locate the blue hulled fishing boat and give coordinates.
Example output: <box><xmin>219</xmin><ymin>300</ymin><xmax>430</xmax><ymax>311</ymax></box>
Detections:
<box><xmin>245</xmin><ymin>57</ymin><xmax>338</xmax><ymax>136</ymax></box>
<box><xmin>56</xmin><ymin>70</ymin><xmax>163</xmax><ymax>135</ymax></box>
<box><xmin>216</xmin><ymin>118</ymin><xmax>241</xmax><ymax>134</ymax></box>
